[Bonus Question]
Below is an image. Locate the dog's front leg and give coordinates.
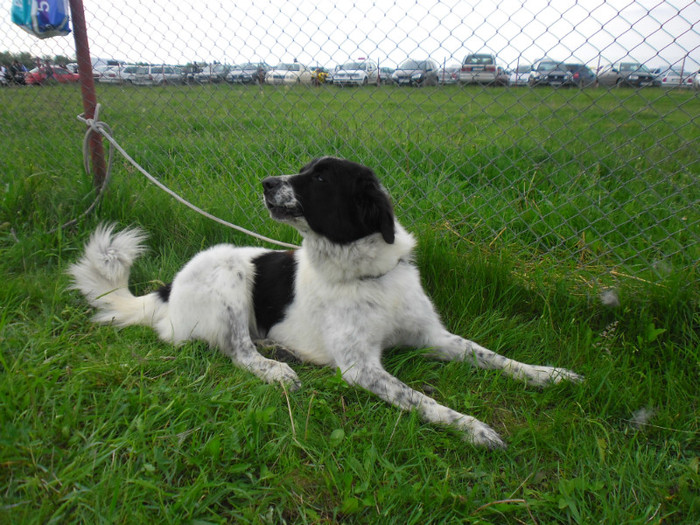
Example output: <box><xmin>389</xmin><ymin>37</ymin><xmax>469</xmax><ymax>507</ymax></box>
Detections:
<box><xmin>337</xmin><ymin>358</ymin><xmax>506</xmax><ymax>449</ymax></box>
<box><xmin>217</xmin><ymin>308</ymin><xmax>301</xmax><ymax>390</ymax></box>
<box><xmin>426</xmin><ymin>330</ymin><xmax>583</xmax><ymax>386</ymax></box>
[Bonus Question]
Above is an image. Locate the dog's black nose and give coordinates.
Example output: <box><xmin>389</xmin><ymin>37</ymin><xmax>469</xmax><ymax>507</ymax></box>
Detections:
<box><xmin>262</xmin><ymin>177</ymin><xmax>281</xmax><ymax>191</ymax></box>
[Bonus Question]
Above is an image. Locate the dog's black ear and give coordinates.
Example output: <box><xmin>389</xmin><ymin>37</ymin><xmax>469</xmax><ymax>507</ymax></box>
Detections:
<box><xmin>378</xmin><ymin>207</ymin><xmax>396</xmax><ymax>244</ymax></box>
<box><xmin>355</xmin><ymin>174</ymin><xmax>395</xmax><ymax>244</ymax></box>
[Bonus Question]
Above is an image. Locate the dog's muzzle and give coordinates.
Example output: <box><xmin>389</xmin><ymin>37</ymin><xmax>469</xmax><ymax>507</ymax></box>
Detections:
<box><xmin>262</xmin><ymin>176</ymin><xmax>303</xmax><ymax>219</ymax></box>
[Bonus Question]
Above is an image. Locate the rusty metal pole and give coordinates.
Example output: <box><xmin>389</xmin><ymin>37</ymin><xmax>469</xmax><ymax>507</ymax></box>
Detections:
<box><xmin>68</xmin><ymin>0</ymin><xmax>107</xmax><ymax>189</ymax></box>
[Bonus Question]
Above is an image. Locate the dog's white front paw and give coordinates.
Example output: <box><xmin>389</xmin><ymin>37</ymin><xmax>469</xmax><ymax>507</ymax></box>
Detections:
<box><xmin>527</xmin><ymin>365</ymin><xmax>584</xmax><ymax>386</ymax></box>
<box><xmin>457</xmin><ymin>418</ymin><xmax>507</xmax><ymax>449</ymax></box>
<box><xmin>548</xmin><ymin>367</ymin><xmax>584</xmax><ymax>384</ymax></box>
<box><xmin>470</xmin><ymin>422</ymin><xmax>507</xmax><ymax>450</ymax></box>
<box><xmin>256</xmin><ymin>360</ymin><xmax>301</xmax><ymax>391</ymax></box>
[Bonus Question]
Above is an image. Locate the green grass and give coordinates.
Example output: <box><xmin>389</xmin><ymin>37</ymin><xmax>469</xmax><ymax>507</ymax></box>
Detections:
<box><xmin>1</xmin><ymin>84</ymin><xmax>698</xmax><ymax>523</ymax></box>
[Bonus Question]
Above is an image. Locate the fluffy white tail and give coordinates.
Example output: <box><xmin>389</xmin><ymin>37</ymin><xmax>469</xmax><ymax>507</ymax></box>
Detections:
<box><xmin>68</xmin><ymin>224</ymin><xmax>165</xmax><ymax>327</ymax></box>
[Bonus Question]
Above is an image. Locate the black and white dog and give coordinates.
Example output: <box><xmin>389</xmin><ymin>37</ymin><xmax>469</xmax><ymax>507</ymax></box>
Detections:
<box><xmin>69</xmin><ymin>157</ymin><xmax>581</xmax><ymax>448</ymax></box>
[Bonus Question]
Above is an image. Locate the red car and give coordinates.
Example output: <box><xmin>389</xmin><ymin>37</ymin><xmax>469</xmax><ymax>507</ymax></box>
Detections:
<box><xmin>25</xmin><ymin>66</ymin><xmax>80</xmax><ymax>85</ymax></box>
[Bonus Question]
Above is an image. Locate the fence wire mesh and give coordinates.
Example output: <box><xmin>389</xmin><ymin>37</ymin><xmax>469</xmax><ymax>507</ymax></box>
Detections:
<box><xmin>2</xmin><ymin>0</ymin><xmax>698</xmax><ymax>285</ymax></box>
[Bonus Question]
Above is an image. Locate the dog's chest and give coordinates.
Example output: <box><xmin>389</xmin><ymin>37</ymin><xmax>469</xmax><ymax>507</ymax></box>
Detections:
<box><xmin>268</xmin><ymin>261</ymin><xmax>423</xmax><ymax>364</ymax></box>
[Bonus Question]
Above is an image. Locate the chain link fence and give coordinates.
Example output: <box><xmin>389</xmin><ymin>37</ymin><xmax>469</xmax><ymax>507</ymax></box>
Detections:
<box><xmin>2</xmin><ymin>0</ymin><xmax>698</xmax><ymax>285</ymax></box>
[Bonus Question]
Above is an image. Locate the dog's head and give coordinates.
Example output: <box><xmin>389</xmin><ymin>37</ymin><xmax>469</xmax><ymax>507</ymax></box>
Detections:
<box><xmin>262</xmin><ymin>157</ymin><xmax>395</xmax><ymax>244</ymax></box>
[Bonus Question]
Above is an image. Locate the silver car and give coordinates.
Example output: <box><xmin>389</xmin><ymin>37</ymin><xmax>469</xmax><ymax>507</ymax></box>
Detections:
<box><xmin>597</xmin><ymin>62</ymin><xmax>657</xmax><ymax>87</ymax></box>
<box><xmin>332</xmin><ymin>60</ymin><xmax>379</xmax><ymax>86</ymax></box>
<box><xmin>265</xmin><ymin>63</ymin><xmax>312</xmax><ymax>85</ymax></box>
<box><xmin>657</xmin><ymin>68</ymin><xmax>694</xmax><ymax>88</ymax></box>
<box><xmin>459</xmin><ymin>53</ymin><xmax>508</xmax><ymax>85</ymax></box>
<box><xmin>194</xmin><ymin>64</ymin><xmax>230</xmax><ymax>83</ymax></box>
<box><xmin>98</xmin><ymin>65</ymin><xmax>143</xmax><ymax>84</ymax></box>
<box><xmin>134</xmin><ymin>65</ymin><xmax>184</xmax><ymax>85</ymax></box>
<box><xmin>508</xmin><ymin>64</ymin><xmax>531</xmax><ymax>86</ymax></box>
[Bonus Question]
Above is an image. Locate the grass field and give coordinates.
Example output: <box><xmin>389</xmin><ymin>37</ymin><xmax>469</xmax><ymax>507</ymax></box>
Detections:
<box><xmin>1</xmin><ymin>84</ymin><xmax>698</xmax><ymax>523</ymax></box>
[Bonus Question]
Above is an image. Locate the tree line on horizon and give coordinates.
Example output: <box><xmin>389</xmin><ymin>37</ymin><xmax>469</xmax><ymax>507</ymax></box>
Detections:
<box><xmin>1</xmin><ymin>51</ymin><xmax>75</xmax><ymax>68</ymax></box>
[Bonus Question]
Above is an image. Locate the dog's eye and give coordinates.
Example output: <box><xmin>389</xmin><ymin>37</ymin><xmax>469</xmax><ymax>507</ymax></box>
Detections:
<box><xmin>314</xmin><ymin>175</ymin><xmax>325</xmax><ymax>183</ymax></box>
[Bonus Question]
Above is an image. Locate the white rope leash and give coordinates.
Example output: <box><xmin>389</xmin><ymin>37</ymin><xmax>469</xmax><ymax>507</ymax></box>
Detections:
<box><xmin>76</xmin><ymin>103</ymin><xmax>298</xmax><ymax>249</ymax></box>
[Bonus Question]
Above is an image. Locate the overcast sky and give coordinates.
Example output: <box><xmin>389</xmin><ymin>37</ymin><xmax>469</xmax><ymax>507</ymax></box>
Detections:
<box><xmin>3</xmin><ymin>0</ymin><xmax>699</xmax><ymax>70</ymax></box>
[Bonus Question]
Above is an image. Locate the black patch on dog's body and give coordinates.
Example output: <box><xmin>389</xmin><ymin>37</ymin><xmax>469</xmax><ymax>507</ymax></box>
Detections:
<box><xmin>252</xmin><ymin>251</ymin><xmax>297</xmax><ymax>335</ymax></box>
<box><xmin>156</xmin><ymin>282</ymin><xmax>172</xmax><ymax>302</ymax></box>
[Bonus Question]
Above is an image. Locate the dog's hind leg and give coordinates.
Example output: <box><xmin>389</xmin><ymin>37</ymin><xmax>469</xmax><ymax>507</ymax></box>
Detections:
<box><xmin>218</xmin><ymin>307</ymin><xmax>301</xmax><ymax>390</ymax></box>
<box><xmin>338</xmin><ymin>360</ymin><xmax>506</xmax><ymax>449</ymax></box>
<box><xmin>422</xmin><ymin>329</ymin><xmax>582</xmax><ymax>387</ymax></box>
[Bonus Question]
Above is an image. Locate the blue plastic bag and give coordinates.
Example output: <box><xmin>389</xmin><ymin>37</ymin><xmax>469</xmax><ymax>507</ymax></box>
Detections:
<box><xmin>11</xmin><ymin>0</ymin><xmax>71</xmax><ymax>39</ymax></box>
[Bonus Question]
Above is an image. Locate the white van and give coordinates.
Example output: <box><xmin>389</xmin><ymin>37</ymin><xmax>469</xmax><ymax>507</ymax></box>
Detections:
<box><xmin>134</xmin><ymin>65</ymin><xmax>184</xmax><ymax>85</ymax></box>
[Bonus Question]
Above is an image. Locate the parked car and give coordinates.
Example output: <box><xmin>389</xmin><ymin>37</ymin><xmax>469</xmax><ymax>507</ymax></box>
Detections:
<box><xmin>133</xmin><ymin>64</ymin><xmax>184</xmax><ymax>85</ymax></box>
<box><xmin>332</xmin><ymin>59</ymin><xmax>379</xmax><ymax>86</ymax></box>
<box><xmin>25</xmin><ymin>66</ymin><xmax>80</xmax><ymax>85</ymax></box>
<box><xmin>91</xmin><ymin>64</ymin><xmax>113</xmax><ymax>81</ymax></box>
<box><xmin>597</xmin><ymin>62</ymin><xmax>657</xmax><ymax>87</ymax></box>
<box><xmin>194</xmin><ymin>63</ymin><xmax>230</xmax><ymax>83</ymax></box>
<box><xmin>96</xmin><ymin>66</ymin><xmax>119</xmax><ymax>84</ymax></box>
<box><xmin>564</xmin><ymin>63</ymin><xmax>596</xmax><ymax>87</ymax></box>
<box><xmin>658</xmin><ymin>68</ymin><xmax>694</xmax><ymax>88</ymax></box>
<box><xmin>266</xmin><ymin>63</ymin><xmax>312</xmax><ymax>85</ymax></box>
<box><xmin>528</xmin><ymin>59</ymin><xmax>571</xmax><ymax>87</ymax></box>
<box><xmin>378</xmin><ymin>67</ymin><xmax>394</xmax><ymax>83</ymax></box>
<box><xmin>227</xmin><ymin>62</ymin><xmax>270</xmax><ymax>84</ymax></box>
<box><xmin>694</xmin><ymin>72</ymin><xmax>700</xmax><ymax>91</ymax></box>
<box><xmin>98</xmin><ymin>65</ymin><xmax>143</xmax><ymax>84</ymax></box>
<box><xmin>391</xmin><ymin>59</ymin><xmax>439</xmax><ymax>86</ymax></box>
<box><xmin>459</xmin><ymin>53</ymin><xmax>508</xmax><ymax>85</ymax></box>
<box><xmin>437</xmin><ymin>65</ymin><xmax>460</xmax><ymax>85</ymax></box>
<box><xmin>182</xmin><ymin>63</ymin><xmax>203</xmax><ymax>84</ymax></box>
<box><xmin>508</xmin><ymin>63</ymin><xmax>531</xmax><ymax>86</ymax></box>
